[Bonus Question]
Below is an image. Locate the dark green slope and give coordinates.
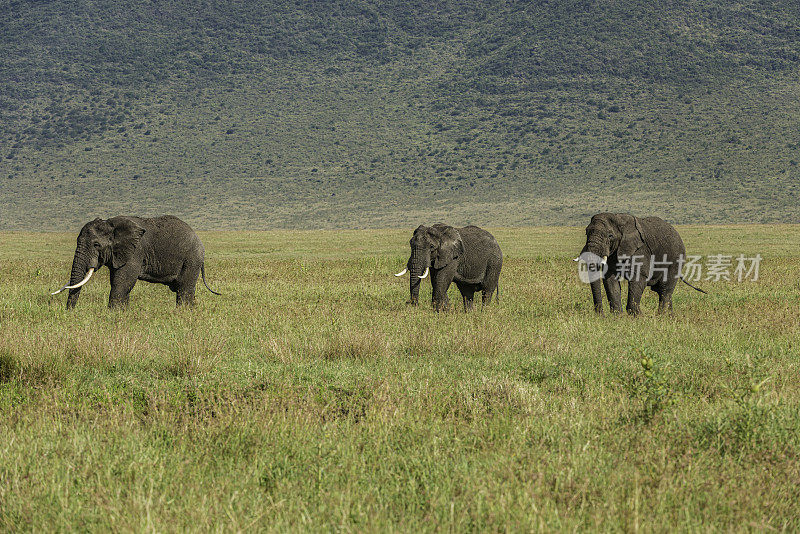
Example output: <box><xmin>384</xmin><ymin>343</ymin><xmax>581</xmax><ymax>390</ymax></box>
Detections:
<box><xmin>1</xmin><ymin>0</ymin><xmax>799</xmax><ymax>230</ymax></box>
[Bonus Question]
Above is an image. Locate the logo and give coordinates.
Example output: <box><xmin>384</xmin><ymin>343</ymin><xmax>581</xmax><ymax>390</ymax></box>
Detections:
<box><xmin>576</xmin><ymin>252</ymin><xmax>608</xmax><ymax>284</ymax></box>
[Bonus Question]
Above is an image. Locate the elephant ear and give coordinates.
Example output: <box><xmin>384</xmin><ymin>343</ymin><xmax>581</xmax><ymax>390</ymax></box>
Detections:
<box><xmin>430</xmin><ymin>225</ymin><xmax>464</xmax><ymax>269</ymax></box>
<box><xmin>615</xmin><ymin>214</ymin><xmax>645</xmax><ymax>258</ymax></box>
<box><xmin>108</xmin><ymin>217</ymin><xmax>146</xmax><ymax>268</ymax></box>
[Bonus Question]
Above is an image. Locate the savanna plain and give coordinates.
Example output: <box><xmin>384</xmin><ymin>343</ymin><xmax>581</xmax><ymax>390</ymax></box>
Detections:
<box><xmin>1</xmin><ymin>225</ymin><xmax>799</xmax><ymax>531</ymax></box>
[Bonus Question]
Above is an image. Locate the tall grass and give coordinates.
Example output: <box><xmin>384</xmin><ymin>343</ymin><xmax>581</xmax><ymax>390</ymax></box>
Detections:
<box><xmin>1</xmin><ymin>225</ymin><xmax>799</xmax><ymax>531</ymax></box>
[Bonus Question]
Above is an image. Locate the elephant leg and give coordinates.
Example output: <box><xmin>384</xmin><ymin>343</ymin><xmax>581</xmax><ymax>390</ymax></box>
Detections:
<box><xmin>626</xmin><ymin>279</ymin><xmax>646</xmax><ymax>316</ymax></box>
<box><xmin>480</xmin><ymin>288</ymin><xmax>493</xmax><ymax>308</ymax></box>
<box><xmin>434</xmin><ymin>299</ymin><xmax>450</xmax><ymax>312</ymax></box>
<box><xmin>656</xmin><ymin>274</ymin><xmax>679</xmax><ymax>314</ymax></box>
<box><xmin>174</xmin><ymin>260</ymin><xmax>201</xmax><ymax>306</ymax></box>
<box><xmin>482</xmin><ymin>257</ymin><xmax>502</xmax><ymax>308</ymax></box>
<box><xmin>458</xmin><ymin>284</ymin><xmax>475</xmax><ymax>312</ymax></box>
<box><xmin>433</xmin><ymin>293</ymin><xmax>450</xmax><ymax>311</ymax></box>
<box><xmin>176</xmin><ymin>289</ymin><xmax>196</xmax><ymax>307</ymax></box>
<box><xmin>431</xmin><ymin>269</ymin><xmax>452</xmax><ymax>311</ymax></box>
<box><xmin>172</xmin><ymin>281</ymin><xmax>196</xmax><ymax>307</ymax></box>
<box><xmin>603</xmin><ymin>276</ymin><xmax>623</xmax><ymax>313</ymax></box>
<box><xmin>108</xmin><ymin>268</ymin><xmax>137</xmax><ymax>309</ymax></box>
<box><xmin>657</xmin><ymin>289</ymin><xmax>673</xmax><ymax>314</ymax></box>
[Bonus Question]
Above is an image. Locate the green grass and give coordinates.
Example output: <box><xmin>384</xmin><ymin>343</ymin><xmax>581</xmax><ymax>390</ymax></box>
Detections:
<box><xmin>1</xmin><ymin>225</ymin><xmax>799</xmax><ymax>530</ymax></box>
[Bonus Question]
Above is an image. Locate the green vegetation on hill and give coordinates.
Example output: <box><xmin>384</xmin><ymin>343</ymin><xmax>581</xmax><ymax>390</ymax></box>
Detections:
<box><xmin>1</xmin><ymin>1</ymin><xmax>799</xmax><ymax>229</ymax></box>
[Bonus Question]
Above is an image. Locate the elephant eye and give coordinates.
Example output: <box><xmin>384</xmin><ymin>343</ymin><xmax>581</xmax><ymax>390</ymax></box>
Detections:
<box><xmin>93</xmin><ymin>242</ymin><xmax>101</xmax><ymax>249</ymax></box>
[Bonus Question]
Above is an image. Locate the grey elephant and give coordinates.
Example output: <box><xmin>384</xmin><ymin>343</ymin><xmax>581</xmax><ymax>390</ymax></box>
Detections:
<box><xmin>576</xmin><ymin>212</ymin><xmax>705</xmax><ymax>315</ymax></box>
<box><xmin>395</xmin><ymin>224</ymin><xmax>502</xmax><ymax>311</ymax></box>
<box><xmin>51</xmin><ymin>215</ymin><xmax>220</xmax><ymax>309</ymax></box>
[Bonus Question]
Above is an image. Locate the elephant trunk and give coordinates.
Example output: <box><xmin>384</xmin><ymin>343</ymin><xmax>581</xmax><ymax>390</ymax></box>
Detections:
<box><xmin>408</xmin><ymin>245</ymin><xmax>429</xmax><ymax>306</ymax></box>
<box><xmin>583</xmin><ymin>233</ymin><xmax>609</xmax><ymax>259</ymax></box>
<box><xmin>66</xmin><ymin>245</ymin><xmax>93</xmax><ymax>309</ymax></box>
<box><xmin>590</xmin><ymin>279</ymin><xmax>604</xmax><ymax>313</ymax></box>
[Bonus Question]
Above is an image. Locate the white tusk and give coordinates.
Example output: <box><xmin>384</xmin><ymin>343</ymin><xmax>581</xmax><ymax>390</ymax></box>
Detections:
<box><xmin>601</xmin><ymin>256</ymin><xmax>608</xmax><ymax>264</ymax></box>
<box><xmin>50</xmin><ymin>268</ymin><xmax>94</xmax><ymax>295</ymax></box>
<box><xmin>65</xmin><ymin>268</ymin><xmax>95</xmax><ymax>289</ymax></box>
<box><xmin>394</xmin><ymin>268</ymin><xmax>408</xmax><ymax>277</ymax></box>
<box><xmin>573</xmin><ymin>256</ymin><xmax>581</xmax><ymax>262</ymax></box>
<box><xmin>418</xmin><ymin>267</ymin><xmax>429</xmax><ymax>279</ymax></box>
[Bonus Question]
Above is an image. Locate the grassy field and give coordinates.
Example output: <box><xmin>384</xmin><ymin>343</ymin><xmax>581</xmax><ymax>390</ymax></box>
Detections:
<box><xmin>1</xmin><ymin>225</ymin><xmax>799</xmax><ymax>531</ymax></box>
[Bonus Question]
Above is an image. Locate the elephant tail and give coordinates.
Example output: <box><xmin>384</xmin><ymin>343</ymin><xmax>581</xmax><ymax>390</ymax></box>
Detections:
<box><xmin>201</xmin><ymin>263</ymin><xmax>222</xmax><ymax>295</ymax></box>
<box><xmin>680</xmin><ymin>277</ymin><xmax>707</xmax><ymax>294</ymax></box>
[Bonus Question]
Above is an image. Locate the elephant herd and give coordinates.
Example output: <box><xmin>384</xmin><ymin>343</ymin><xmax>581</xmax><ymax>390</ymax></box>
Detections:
<box><xmin>51</xmin><ymin>213</ymin><xmax>704</xmax><ymax>314</ymax></box>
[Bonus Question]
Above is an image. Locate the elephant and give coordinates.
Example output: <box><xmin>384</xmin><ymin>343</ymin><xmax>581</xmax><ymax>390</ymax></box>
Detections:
<box><xmin>395</xmin><ymin>224</ymin><xmax>502</xmax><ymax>311</ymax></box>
<box><xmin>576</xmin><ymin>212</ymin><xmax>705</xmax><ymax>315</ymax></box>
<box><xmin>51</xmin><ymin>215</ymin><xmax>220</xmax><ymax>309</ymax></box>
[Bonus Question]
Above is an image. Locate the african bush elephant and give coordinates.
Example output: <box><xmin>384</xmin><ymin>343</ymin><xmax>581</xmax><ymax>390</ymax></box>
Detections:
<box><xmin>52</xmin><ymin>215</ymin><xmax>220</xmax><ymax>309</ymax></box>
<box><xmin>395</xmin><ymin>224</ymin><xmax>502</xmax><ymax>311</ymax></box>
<box><xmin>576</xmin><ymin>212</ymin><xmax>704</xmax><ymax>315</ymax></box>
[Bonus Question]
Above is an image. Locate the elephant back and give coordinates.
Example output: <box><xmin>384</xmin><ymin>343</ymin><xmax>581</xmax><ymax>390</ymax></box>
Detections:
<box><xmin>456</xmin><ymin>225</ymin><xmax>502</xmax><ymax>280</ymax></box>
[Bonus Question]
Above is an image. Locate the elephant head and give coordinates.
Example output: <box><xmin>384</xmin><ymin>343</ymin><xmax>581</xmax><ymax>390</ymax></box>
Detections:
<box><xmin>396</xmin><ymin>224</ymin><xmax>464</xmax><ymax>305</ymax></box>
<box><xmin>52</xmin><ymin>216</ymin><xmax>146</xmax><ymax>309</ymax></box>
<box><xmin>579</xmin><ymin>212</ymin><xmax>645</xmax><ymax>262</ymax></box>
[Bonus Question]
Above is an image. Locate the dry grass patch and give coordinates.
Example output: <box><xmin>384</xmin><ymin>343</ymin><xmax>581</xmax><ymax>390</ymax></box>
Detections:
<box><xmin>313</xmin><ymin>326</ymin><xmax>392</xmax><ymax>362</ymax></box>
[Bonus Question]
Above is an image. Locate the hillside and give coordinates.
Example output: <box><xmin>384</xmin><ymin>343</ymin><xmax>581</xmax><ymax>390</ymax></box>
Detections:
<box><xmin>1</xmin><ymin>0</ymin><xmax>799</xmax><ymax>230</ymax></box>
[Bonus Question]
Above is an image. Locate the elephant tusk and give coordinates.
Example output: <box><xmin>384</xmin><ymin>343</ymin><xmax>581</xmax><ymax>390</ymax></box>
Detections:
<box><xmin>601</xmin><ymin>256</ymin><xmax>608</xmax><ymax>264</ymax></box>
<box><xmin>573</xmin><ymin>256</ymin><xmax>581</xmax><ymax>262</ymax></box>
<box><xmin>394</xmin><ymin>268</ymin><xmax>408</xmax><ymax>277</ymax></box>
<box><xmin>65</xmin><ymin>268</ymin><xmax>95</xmax><ymax>289</ymax></box>
<box><xmin>50</xmin><ymin>268</ymin><xmax>94</xmax><ymax>295</ymax></box>
<box><xmin>418</xmin><ymin>267</ymin><xmax>429</xmax><ymax>279</ymax></box>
